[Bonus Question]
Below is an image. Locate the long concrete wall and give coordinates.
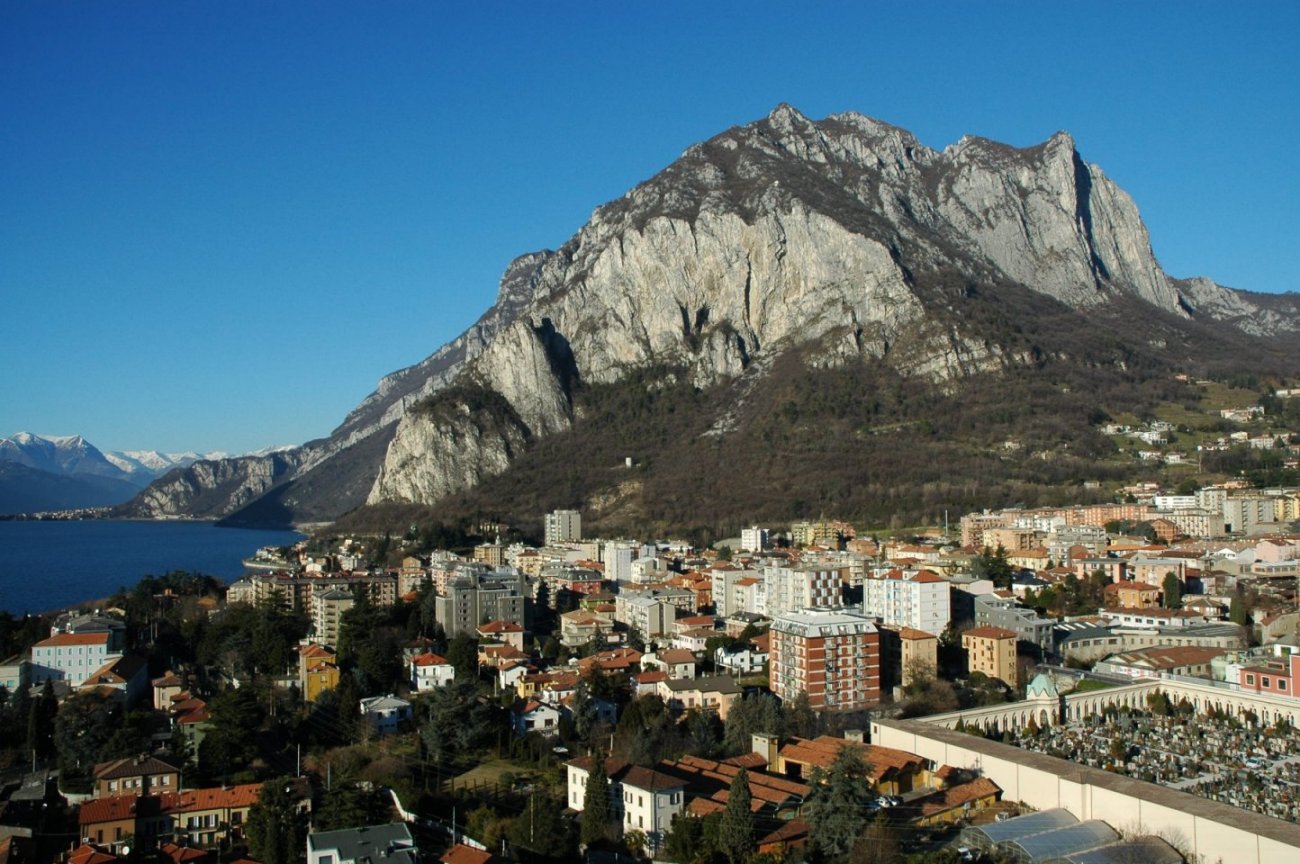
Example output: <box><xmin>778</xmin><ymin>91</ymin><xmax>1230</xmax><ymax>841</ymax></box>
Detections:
<box><xmin>872</xmin><ymin>718</ymin><xmax>1300</xmax><ymax>864</ymax></box>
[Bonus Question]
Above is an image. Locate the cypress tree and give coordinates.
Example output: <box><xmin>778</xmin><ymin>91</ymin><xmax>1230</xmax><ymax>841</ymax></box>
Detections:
<box><xmin>717</xmin><ymin>767</ymin><xmax>755</xmax><ymax>864</ymax></box>
<box><xmin>581</xmin><ymin>757</ymin><xmax>613</xmax><ymax>846</ymax></box>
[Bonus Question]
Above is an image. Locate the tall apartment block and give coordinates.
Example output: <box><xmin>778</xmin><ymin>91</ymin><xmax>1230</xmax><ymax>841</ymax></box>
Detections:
<box><xmin>544</xmin><ymin>509</ymin><xmax>582</xmax><ymax>546</ymax></box>
<box><xmin>769</xmin><ymin>608</ymin><xmax>881</xmax><ymax>712</ymax></box>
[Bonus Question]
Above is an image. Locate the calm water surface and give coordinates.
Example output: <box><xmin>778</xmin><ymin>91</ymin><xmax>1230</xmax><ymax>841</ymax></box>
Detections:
<box><xmin>0</xmin><ymin>520</ymin><xmax>303</xmax><ymax>615</ymax></box>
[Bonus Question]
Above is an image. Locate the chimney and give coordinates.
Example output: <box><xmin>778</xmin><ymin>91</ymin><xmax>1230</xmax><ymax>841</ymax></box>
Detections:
<box><xmin>751</xmin><ymin>732</ymin><xmax>778</xmax><ymax>765</ymax></box>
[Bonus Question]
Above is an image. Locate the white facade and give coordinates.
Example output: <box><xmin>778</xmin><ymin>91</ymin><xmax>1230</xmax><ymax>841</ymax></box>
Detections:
<box><xmin>763</xmin><ymin>564</ymin><xmax>842</xmax><ymax>618</ymax></box>
<box><xmin>566</xmin><ymin>760</ymin><xmax>684</xmax><ymax>854</ymax></box>
<box><xmin>710</xmin><ymin>567</ymin><xmax>762</xmax><ymax>617</ymax></box>
<box><xmin>544</xmin><ymin>509</ymin><xmax>582</xmax><ymax>545</ymax></box>
<box><xmin>408</xmin><ymin>654</ymin><xmax>455</xmax><ymax>692</ymax></box>
<box><xmin>740</xmin><ymin>526</ymin><xmax>769</xmax><ymax>552</ymax></box>
<box><xmin>514</xmin><ymin>701</ymin><xmax>560</xmax><ymax>737</ymax></box>
<box><xmin>359</xmin><ymin>695</ymin><xmax>412</xmax><ymax>736</ymax></box>
<box><xmin>603</xmin><ymin>542</ymin><xmax>635</xmax><ymax>583</ymax></box>
<box><xmin>1224</xmin><ymin>496</ymin><xmax>1278</xmax><ymax>534</ymax></box>
<box><xmin>861</xmin><ymin>570</ymin><xmax>951</xmax><ymax>636</ymax></box>
<box><xmin>31</xmin><ymin>633</ymin><xmax>120</xmax><ymax>686</ymax></box>
<box><xmin>615</xmin><ymin>594</ymin><xmax>673</xmax><ymax>638</ymax></box>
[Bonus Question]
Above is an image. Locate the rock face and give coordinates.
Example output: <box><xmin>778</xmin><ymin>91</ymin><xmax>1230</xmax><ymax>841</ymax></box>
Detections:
<box><xmin>123</xmin><ymin>452</ymin><xmax>303</xmax><ymax>519</ymax></box>
<box><xmin>121</xmin><ymin>104</ymin><xmax>1298</xmax><ymax>524</ymax></box>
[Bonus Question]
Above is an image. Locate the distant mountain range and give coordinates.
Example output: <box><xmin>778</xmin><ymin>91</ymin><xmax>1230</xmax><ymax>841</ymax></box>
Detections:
<box><xmin>111</xmin><ymin>105</ymin><xmax>1300</xmax><ymax>533</ymax></box>
<box><xmin>0</xmin><ymin>432</ymin><xmax>288</xmax><ymax>514</ymax></box>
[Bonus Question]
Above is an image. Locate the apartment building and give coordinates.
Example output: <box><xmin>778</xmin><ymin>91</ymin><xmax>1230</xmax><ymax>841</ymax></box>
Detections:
<box><xmin>962</xmin><ymin>626</ymin><xmax>1018</xmax><ymax>689</ymax></box>
<box><xmin>311</xmin><ymin>588</ymin><xmax>354</xmax><ymax>647</ymax></box>
<box><xmin>763</xmin><ymin>564</ymin><xmax>844</xmax><ymax>618</ymax></box>
<box><xmin>769</xmin><ymin>608</ymin><xmax>881</xmax><ymax>712</ymax></box>
<box><xmin>614</xmin><ymin>592</ymin><xmax>675</xmax><ymax>639</ymax></box>
<box><xmin>565</xmin><ymin>757</ymin><xmax>685</xmax><ymax>854</ymax></box>
<box><xmin>544</xmin><ymin>509</ymin><xmax>582</xmax><ymax>545</ymax></box>
<box><xmin>973</xmin><ymin>594</ymin><xmax>1054</xmax><ymax>653</ymax></box>
<box><xmin>435</xmin><ymin>568</ymin><xmax>527</xmax><ymax>638</ymax></box>
<box><xmin>862</xmin><ymin>569</ymin><xmax>951</xmax><ymax>637</ymax></box>
<box><xmin>31</xmin><ymin>632</ymin><xmax>121</xmax><ymax>686</ymax></box>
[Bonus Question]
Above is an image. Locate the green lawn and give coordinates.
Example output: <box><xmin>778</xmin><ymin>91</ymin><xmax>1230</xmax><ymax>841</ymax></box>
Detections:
<box><xmin>1073</xmin><ymin>679</ymin><xmax>1116</xmax><ymax>693</ymax></box>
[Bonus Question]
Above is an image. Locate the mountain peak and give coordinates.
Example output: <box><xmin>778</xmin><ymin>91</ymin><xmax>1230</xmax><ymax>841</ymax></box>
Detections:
<box><xmin>766</xmin><ymin>102</ymin><xmax>809</xmax><ymax>126</ymax></box>
<box><xmin>117</xmin><ymin>107</ymin><xmax>1299</xmax><ymax>528</ymax></box>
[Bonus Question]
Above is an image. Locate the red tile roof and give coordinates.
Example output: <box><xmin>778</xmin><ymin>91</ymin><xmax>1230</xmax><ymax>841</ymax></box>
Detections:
<box><xmin>440</xmin><ymin>845</ymin><xmax>493</xmax><ymax>864</ymax></box>
<box><xmin>67</xmin><ymin>845</ymin><xmax>121</xmax><ymax>864</ymax></box>
<box><xmin>36</xmin><ymin>632</ymin><xmax>109</xmax><ymax>647</ymax></box>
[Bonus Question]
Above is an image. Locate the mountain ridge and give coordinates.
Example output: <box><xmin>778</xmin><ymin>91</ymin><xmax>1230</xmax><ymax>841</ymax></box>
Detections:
<box><xmin>115</xmin><ymin>105</ymin><xmax>1300</xmax><ymax>530</ymax></box>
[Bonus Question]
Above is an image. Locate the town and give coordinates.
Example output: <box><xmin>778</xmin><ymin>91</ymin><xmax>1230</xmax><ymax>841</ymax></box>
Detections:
<box><xmin>4</xmin><ymin>487</ymin><xmax>1300</xmax><ymax>864</ymax></box>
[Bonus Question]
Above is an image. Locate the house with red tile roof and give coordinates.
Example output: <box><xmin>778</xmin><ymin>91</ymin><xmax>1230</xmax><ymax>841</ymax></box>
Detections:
<box><xmin>775</xmin><ymin>736</ymin><xmax>929</xmax><ymax>795</ymax></box>
<box><xmin>408</xmin><ymin>652</ymin><xmax>454</xmax><ymax>692</ymax></box>
<box><xmin>476</xmin><ymin>620</ymin><xmax>525</xmax><ymax>651</ymax></box>
<box><xmin>912</xmin><ymin>776</ymin><xmax>1001</xmax><ymax>826</ymax></box>
<box><xmin>512</xmin><ymin>700</ymin><xmax>560</xmax><ymax>738</ymax></box>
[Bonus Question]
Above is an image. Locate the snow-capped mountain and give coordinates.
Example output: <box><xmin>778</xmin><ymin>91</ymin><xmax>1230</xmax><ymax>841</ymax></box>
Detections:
<box><xmin>103</xmin><ymin>448</ymin><xmax>230</xmax><ymax>480</ymax></box>
<box><xmin>0</xmin><ymin>432</ymin><xmax>268</xmax><ymax>514</ymax></box>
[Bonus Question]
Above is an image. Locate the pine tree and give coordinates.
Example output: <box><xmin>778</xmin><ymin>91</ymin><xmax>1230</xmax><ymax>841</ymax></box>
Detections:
<box><xmin>581</xmin><ymin>758</ymin><xmax>614</xmax><ymax>846</ymax></box>
<box><xmin>717</xmin><ymin>768</ymin><xmax>755</xmax><ymax>864</ymax></box>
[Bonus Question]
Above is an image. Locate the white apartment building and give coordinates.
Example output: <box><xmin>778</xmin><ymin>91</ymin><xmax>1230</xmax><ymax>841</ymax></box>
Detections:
<box><xmin>763</xmin><ymin>564</ymin><xmax>843</xmax><ymax>618</ymax></box>
<box><xmin>1224</xmin><ymin>496</ymin><xmax>1278</xmax><ymax>534</ymax></box>
<box><xmin>603</xmin><ymin>541</ymin><xmax>636</xmax><ymax>583</ymax></box>
<box><xmin>861</xmin><ymin>569</ymin><xmax>951</xmax><ymax>637</ymax></box>
<box><xmin>739</xmin><ymin>526</ymin><xmax>769</xmax><ymax>552</ymax></box>
<box><xmin>311</xmin><ymin>588</ymin><xmax>354</xmax><ymax>647</ymax></box>
<box><xmin>615</xmin><ymin>593</ymin><xmax>674</xmax><ymax>638</ymax></box>
<box><xmin>31</xmin><ymin>632</ymin><xmax>122</xmax><ymax>686</ymax></box>
<box><xmin>566</xmin><ymin>758</ymin><xmax>685</xmax><ymax>854</ymax></box>
<box><xmin>1162</xmin><ymin>508</ymin><xmax>1226</xmax><ymax>539</ymax></box>
<box><xmin>710</xmin><ymin>566</ymin><xmax>763</xmax><ymax>617</ymax></box>
<box><xmin>544</xmin><ymin>509</ymin><xmax>582</xmax><ymax>545</ymax></box>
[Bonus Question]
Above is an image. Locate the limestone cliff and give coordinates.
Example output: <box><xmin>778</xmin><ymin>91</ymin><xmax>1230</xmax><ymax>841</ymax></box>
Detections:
<box><xmin>120</xmin><ymin>104</ymin><xmax>1299</xmax><ymax>524</ymax></box>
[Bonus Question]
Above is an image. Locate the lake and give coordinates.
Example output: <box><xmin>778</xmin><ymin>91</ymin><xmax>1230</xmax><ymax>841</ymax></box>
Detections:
<box><xmin>0</xmin><ymin>519</ymin><xmax>303</xmax><ymax>615</ymax></box>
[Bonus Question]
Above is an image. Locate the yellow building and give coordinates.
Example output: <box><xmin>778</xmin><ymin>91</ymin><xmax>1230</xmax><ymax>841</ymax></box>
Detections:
<box><xmin>298</xmin><ymin>643</ymin><xmax>340</xmax><ymax>702</ymax></box>
<box><xmin>899</xmin><ymin>627</ymin><xmax>939</xmax><ymax>687</ymax></box>
<box><xmin>1106</xmin><ymin>581</ymin><xmax>1162</xmax><ymax>609</ymax></box>
<box><xmin>962</xmin><ymin>626</ymin><xmax>1019</xmax><ymax>688</ymax></box>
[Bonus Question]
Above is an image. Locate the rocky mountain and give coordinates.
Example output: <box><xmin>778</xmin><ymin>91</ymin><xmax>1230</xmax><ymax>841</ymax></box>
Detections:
<box><xmin>120</xmin><ymin>105</ymin><xmax>1300</xmax><ymax>530</ymax></box>
<box><xmin>0</xmin><ymin>433</ymin><xmax>224</xmax><ymax>512</ymax></box>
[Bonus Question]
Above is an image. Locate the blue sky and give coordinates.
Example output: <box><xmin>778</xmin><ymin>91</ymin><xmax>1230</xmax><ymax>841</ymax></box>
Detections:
<box><xmin>2</xmin><ymin>2</ymin><xmax>1297</xmax><ymax>454</ymax></box>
